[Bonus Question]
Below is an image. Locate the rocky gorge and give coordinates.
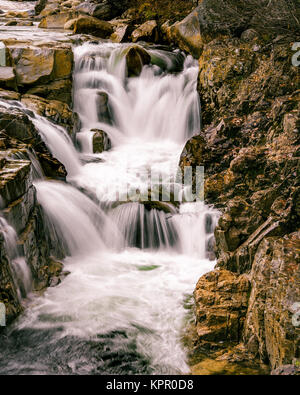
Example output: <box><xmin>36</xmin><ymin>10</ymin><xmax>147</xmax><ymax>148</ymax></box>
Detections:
<box><xmin>0</xmin><ymin>0</ymin><xmax>299</xmax><ymax>376</ymax></box>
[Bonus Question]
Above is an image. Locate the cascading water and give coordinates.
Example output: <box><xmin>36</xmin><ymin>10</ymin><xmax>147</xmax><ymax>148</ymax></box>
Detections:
<box><xmin>0</xmin><ymin>42</ymin><xmax>220</xmax><ymax>375</ymax></box>
<box><xmin>0</xmin><ymin>215</ymin><xmax>32</xmax><ymax>300</ymax></box>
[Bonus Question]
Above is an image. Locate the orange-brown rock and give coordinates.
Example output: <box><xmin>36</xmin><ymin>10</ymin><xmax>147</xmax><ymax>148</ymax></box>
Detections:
<box><xmin>194</xmin><ymin>270</ymin><xmax>250</xmax><ymax>342</ymax></box>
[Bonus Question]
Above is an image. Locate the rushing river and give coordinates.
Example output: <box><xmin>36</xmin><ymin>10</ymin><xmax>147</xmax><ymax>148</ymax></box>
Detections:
<box><xmin>0</xmin><ymin>42</ymin><xmax>219</xmax><ymax>374</ymax></box>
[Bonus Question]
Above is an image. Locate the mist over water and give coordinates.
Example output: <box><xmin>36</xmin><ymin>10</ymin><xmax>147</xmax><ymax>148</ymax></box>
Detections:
<box><xmin>0</xmin><ymin>42</ymin><xmax>219</xmax><ymax>374</ymax></box>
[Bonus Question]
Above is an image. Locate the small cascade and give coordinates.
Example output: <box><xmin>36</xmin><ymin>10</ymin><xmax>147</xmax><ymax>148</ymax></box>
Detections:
<box><xmin>32</xmin><ymin>117</ymin><xmax>81</xmax><ymax>177</ymax></box>
<box><xmin>109</xmin><ymin>203</ymin><xmax>179</xmax><ymax>250</ymax></box>
<box><xmin>11</xmin><ymin>149</ymin><xmax>44</xmax><ymax>180</ymax></box>
<box><xmin>0</xmin><ymin>216</ymin><xmax>32</xmax><ymax>300</ymax></box>
<box><xmin>0</xmin><ymin>42</ymin><xmax>220</xmax><ymax>375</ymax></box>
<box><xmin>73</xmin><ymin>43</ymin><xmax>200</xmax><ymax>150</ymax></box>
<box><xmin>0</xmin><ymin>98</ymin><xmax>81</xmax><ymax>178</ymax></box>
<box><xmin>172</xmin><ymin>202</ymin><xmax>220</xmax><ymax>259</ymax></box>
<box><xmin>35</xmin><ymin>181</ymin><xmax>123</xmax><ymax>256</ymax></box>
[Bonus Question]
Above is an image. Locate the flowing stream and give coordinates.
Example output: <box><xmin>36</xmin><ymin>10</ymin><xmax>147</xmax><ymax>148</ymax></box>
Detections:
<box><xmin>0</xmin><ymin>42</ymin><xmax>219</xmax><ymax>374</ymax></box>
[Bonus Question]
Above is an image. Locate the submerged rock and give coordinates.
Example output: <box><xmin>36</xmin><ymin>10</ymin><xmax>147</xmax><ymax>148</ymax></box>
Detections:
<box><xmin>91</xmin><ymin>129</ymin><xmax>111</xmax><ymax>153</ymax></box>
<box><xmin>123</xmin><ymin>45</ymin><xmax>151</xmax><ymax>77</ymax></box>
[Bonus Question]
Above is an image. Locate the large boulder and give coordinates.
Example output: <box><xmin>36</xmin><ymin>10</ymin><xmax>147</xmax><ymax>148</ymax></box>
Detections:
<box><xmin>72</xmin><ymin>15</ymin><xmax>113</xmax><ymax>37</ymax></box>
<box><xmin>0</xmin><ymin>105</ymin><xmax>67</xmax><ymax>180</ymax></box>
<box><xmin>26</xmin><ymin>79</ymin><xmax>72</xmax><ymax>106</ymax></box>
<box><xmin>166</xmin><ymin>0</ymin><xmax>300</xmax><ymax>58</ymax></box>
<box><xmin>9</xmin><ymin>46</ymin><xmax>73</xmax><ymax>87</ymax></box>
<box><xmin>75</xmin><ymin>0</ymin><xmax>131</xmax><ymax>20</ymax></box>
<box><xmin>76</xmin><ymin>1</ymin><xmax>111</xmax><ymax>20</ymax></box>
<box><xmin>38</xmin><ymin>12</ymin><xmax>75</xmax><ymax>29</ymax></box>
<box><xmin>122</xmin><ymin>45</ymin><xmax>151</xmax><ymax>78</ymax></box>
<box><xmin>0</xmin><ymin>67</ymin><xmax>17</xmax><ymax>91</ymax></box>
<box><xmin>167</xmin><ymin>8</ymin><xmax>202</xmax><ymax>59</ymax></box>
<box><xmin>194</xmin><ymin>269</ymin><xmax>251</xmax><ymax>342</ymax></box>
<box><xmin>110</xmin><ymin>20</ymin><xmax>131</xmax><ymax>43</ymax></box>
<box><xmin>131</xmin><ymin>20</ymin><xmax>159</xmax><ymax>43</ymax></box>
<box><xmin>91</xmin><ymin>129</ymin><xmax>111</xmax><ymax>153</ymax></box>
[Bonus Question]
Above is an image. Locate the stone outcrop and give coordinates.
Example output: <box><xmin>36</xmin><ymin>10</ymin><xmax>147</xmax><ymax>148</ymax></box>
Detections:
<box><xmin>194</xmin><ymin>270</ymin><xmax>250</xmax><ymax>342</ymax></box>
<box><xmin>166</xmin><ymin>0</ymin><xmax>300</xmax><ymax>59</ymax></box>
<box><xmin>75</xmin><ymin>0</ymin><xmax>131</xmax><ymax>21</ymax></box>
<box><xmin>21</xmin><ymin>94</ymin><xmax>78</xmax><ymax>137</ymax></box>
<box><xmin>166</xmin><ymin>8</ymin><xmax>201</xmax><ymax>59</ymax></box>
<box><xmin>8</xmin><ymin>45</ymin><xmax>73</xmax><ymax>87</ymax></box>
<box><xmin>177</xmin><ymin>0</ymin><xmax>300</xmax><ymax>373</ymax></box>
<box><xmin>244</xmin><ymin>232</ymin><xmax>300</xmax><ymax>369</ymax></box>
<box><xmin>0</xmin><ymin>104</ymin><xmax>67</xmax><ymax>179</ymax></box>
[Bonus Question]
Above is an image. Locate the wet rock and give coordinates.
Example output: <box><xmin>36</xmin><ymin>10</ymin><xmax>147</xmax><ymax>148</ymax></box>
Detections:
<box><xmin>72</xmin><ymin>15</ymin><xmax>113</xmax><ymax>37</ymax></box>
<box><xmin>35</xmin><ymin>0</ymin><xmax>48</xmax><ymax>15</ymax></box>
<box><xmin>0</xmin><ymin>67</ymin><xmax>17</xmax><ymax>91</ymax></box>
<box><xmin>0</xmin><ymin>104</ymin><xmax>67</xmax><ymax>180</ymax></box>
<box><xmin>110</xmin><ymin>20</ymin><xmax>131</xmax><ymax>43</ymax></box>
<box><xmin>194</xmin><ymin>270</ymin><xmax>251</xmax><ymax>342</ymax></box>
<box><xmin>39</xmin><ymin>12</ymin><xmax>75</xmax><ymax>29</ymax></box>
<box><xmin>75</xmin><ymin>0</ymin><xmax>131</xmax><ymax>21</ymax></box>
<box><xmin>76</xmin><ymin>1</ymin><xmax>111</xmax><ymax>20</ymax></box>
<box><xmin>9</xmin><ymin>46</ymin><xmax>73</xmax><ymax>87</ymax></box>
<box><xmin>91</xmin><ymin>129</ymin><xmax>111</xmax><ymax>153</ymax></box>
<box><xmin>167</xmin><ymin>8</ymin><xmax>202</xmax><ymax>59</ymax></box>
<box><xmin>131</xmin><ymin>20</ymin><xmax>159</xmax><ymax>44</ymax></box>
<box><xmin>64</xmin><ymin>18</ymin><xmax>77</xmax><ymax>30</ymax></box>
<box><xmin>21</xmin><ymin>94</ymin><xmax>75</xmax><ymax>135</ymax></box>
<box><xmin>244</xmin><ymin>231</ymin><xmax>300</xmax><ymax>369</ymax></box>
<box><xmin>26</xmin><ymin>79</ymin><xmax>72</xmax><ymax>106</ymax></box>
<box><xmin>122</xmin><ymin>45</ymin><xmax>151</xmax><ymax>78</ymax></box>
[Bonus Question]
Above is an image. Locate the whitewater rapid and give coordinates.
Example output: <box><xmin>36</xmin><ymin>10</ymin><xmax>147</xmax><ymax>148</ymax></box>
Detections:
<box><xmin>0</xmin><ymin>42</ymin><xmax>219</xmax><ymax>374</ymax></box>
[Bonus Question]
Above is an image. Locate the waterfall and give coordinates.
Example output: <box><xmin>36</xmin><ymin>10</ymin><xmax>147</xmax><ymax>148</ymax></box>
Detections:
<box><xmin>35</xmin><ymin>181</ymin><xmax>123</xmax><ymax>256</ymax></box>
<box><xmin>0</xmin><ymin>42</ymin><xmax>220</xmax><ymax>375</ymax></box>
<box><xmin>73</xmin><ymin>43</ymin><xmax>200</xmax><ymax>149</ymax></box>
<box><xmin>0</xmin><ymin>216</ymin><xmax>32</xmax><ymax>300</ymax></box>
<box><xmin>31</xmin><ymin>117</ymin><xmax>81</xmax><ymax>177</ymax></box>
<box><xmin>109</xmin><ymin>202</ymin><xmax>179</xmax><ymax>250</ymax></box>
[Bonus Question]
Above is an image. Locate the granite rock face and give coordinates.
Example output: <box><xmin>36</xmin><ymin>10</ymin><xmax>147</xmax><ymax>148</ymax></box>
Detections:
<box><xmin>244</xmin><ymin>232</ymin><xmax>300</xmax><ymax>369</ymax></box>
<box><xmin>166</xmin><ymin>0</ymin><xmax>300</xmax><ymax>59</ymax></box>
<box><xmin>177</xmin><ymin>0</ymin><xmax>300</xmax><ymax>372</ymax></box>
<box><xmin>194</xmin><ymin>270</ymin><xmax>250</xmax><ymax>343</ymax></box>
